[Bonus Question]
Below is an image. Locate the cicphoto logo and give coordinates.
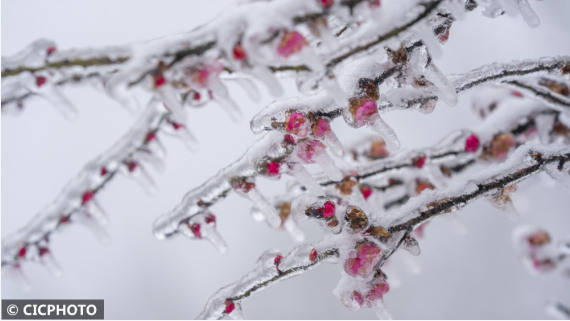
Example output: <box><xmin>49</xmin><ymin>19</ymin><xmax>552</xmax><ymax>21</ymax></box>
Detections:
<box><xmin>2</xmin><ymin>300</ymin><xmax>103</xmax><ymax>320</ymax></box>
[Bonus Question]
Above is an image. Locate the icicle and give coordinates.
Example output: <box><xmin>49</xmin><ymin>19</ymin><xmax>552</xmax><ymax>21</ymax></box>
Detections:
<box><xmin>373</xmin><ymin>302</ymin><xmax>393</xmax><ymax>320</ymax></box>
<box><xmin>242</xmin><ymin>188</ymin><xmax>281</xmax><ymax>228</ymax></box>
<box><xmin>515</xmin><ymin>0</ymin><xmax>540</xmax><ymax>28</ymax></box>
<box><xmin>6</xmin><ymin>264</ymin><xmax>31</xmax><ymax>291</ymax></box>
<box><xmin>368</xmin><ymin>115</ymin><xmax>400</xmax><ymax>152</ymax></box>
<box><xmin>287</xmin><ymin>163</ymin><xmax>323</xmax><ymax>194</ymax></box>
<box><xmin>283</xmin><ymin>217</ymin><xmax>305</xmax><ymax>242</ymax></box>
<box><xmin>248</xmin><ymin>66</ymin><xmax>283</xmax><ymax>97</ymax></box>
<box><xmin>156</xmin><ymin>85</ymin><xmax>186</xmax><ymax>123</ymax></box>
<box><xmin>209</xmin><ymin>77</ymin><xmax>243</xmax><ymax>121</ymax></box>
<box><xmin>402</xmin><ymin>235</ymin><xmax>421</xmax><ymax>256</ymax></box>
<box><xmin>44</xmin><ymin>86</ymin><xmax>78</xmax><ymax>120</ymax></box>
<box><xmin>78</xmin><ymin>211</ymin><xmax>110</xmax><ymax>243</ymax></box>
<box><xmin>231</xmin><ymin>77</ymin><xmax>261</xmax><ymax>102</ymax></box>
<box><xmin>39</xmin><ymin>248</ymin><xmax>63</xmax><ymax>278</ymax></box>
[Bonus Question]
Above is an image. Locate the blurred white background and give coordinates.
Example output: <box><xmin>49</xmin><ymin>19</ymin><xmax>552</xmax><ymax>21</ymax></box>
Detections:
<box><xmin>2</xmin><ymin>0</ymin><xmax>570</xmax><ymax>319</ymax></box>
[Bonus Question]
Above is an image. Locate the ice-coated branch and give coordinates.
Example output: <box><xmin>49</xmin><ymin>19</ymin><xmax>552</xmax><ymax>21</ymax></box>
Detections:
<box><xmin>1</xmin><ymin>0</ymin><xmax>449</xmax><ymax>116</ymax></box>
<box><xmin>198</xmin><ymin>245</ymin><xmax>339</xmax><ymax>319</ymax></box>
<box><xmin>155</xmin><ymin>91</ymin><xmax>568</xmax><ymax>249</ymax></box>
<box><xmin>388</xmin><ymin>148</ymin><xmax>570</xmax><ymax>233</ymax></box>
<box><xmin>199</xmin><ymin>146</ymin><xmax>569</xmax><ymax>319</ymax></box>
<box><xmin>1</xmin><ymin>100</ymin><xmax>192</xmax><ymax>275</ymax></box>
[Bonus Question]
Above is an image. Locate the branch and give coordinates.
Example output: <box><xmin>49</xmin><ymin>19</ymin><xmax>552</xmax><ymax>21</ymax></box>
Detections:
<box><xmin>388</xmin><ymin>149</ymin><xmax>570</xmax><ymax>233</ymax></box>
<box><xmin>1</xmin><ymin>101</ymin><xmax>191</xmax><ymax>270</ymax></box>
<box><xmin>197</xmin><ymin>246</ymin><xmax>339</xmax><ymax>319</ymax></box>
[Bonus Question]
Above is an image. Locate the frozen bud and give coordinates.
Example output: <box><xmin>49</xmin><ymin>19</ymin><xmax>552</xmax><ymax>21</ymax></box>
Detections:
<box><xmin>35</xmin><ymin>76</ymin><xmax>47</xmax><ymax>87</ymax></box>
<box><xmin>59</xmin><ymin>215</ymin><xmax>71</xmax><ymax>224</ymax></box>
<box><xmin>415</xmin><ymin>179</ymin><xmax>435</xmax><ymax>195</ymax></box>
<box><xmin>191</xmin><ymin>61</ymin><xmax>224</xmax><ymax>88</ymax></box>
<box><xmin>358</xmin><ymin>78</ymin><xmax>379</xmax><ymax>100</ymax></box>
<box><xmin>277</xmin><ymin>31</ymin><xmax>307</xmax><ymax>57</ymax></box>
<box><xmin>365</xmin><ymin>225</ymin><xmax>391</xmax><ymax>238</ymax></box>
<box><xmin>349</xmin><ymin>98</ymin><xmax>378</xmax><ymax>127</ymax></box>
<box><xmin>232</xmin><ymin>43</ymin><xmax>246</xmax><ymax>61</ymax></box>
<box><xmin>359</xmin><ymin>184</ymin><xmax>373</xmax><ymax>200</ymax></box>
<box><xmin>387</xmin><ymin>45</ymin><xmax>408</xmax><ymax>64</ymax></box>
<box><xmin>258</xmin><ymin>159</ymin><xmax>281</xmax><ymax>177</ymax></box>
<box><xmin>322</xmin><ymin>201</ymin><xmax>336</xmax><ymax>218</ymax></box>
<box><xmin>320</xmin><ymin>0</ymin><xmax>334</xmax><ymax>8</ymax></box>
<box><xmin>285</xmin><ymin>112</ymin><xmax>308</xmax><ymax>136</ymax></box>
<box><xmin>352</xmin><ymin>290</ymin><xmax>364</xmax><ymax>307</ymax></box>
<box><xmin>278</xmin><ymin>202</ymin><xmax>291</xmax><ymax>226</ymax></box>
<box><xmin>527</xmin><ymin>229</ymin><xmax>551</xmax><ymax>247</ymax></box>
<box><xmin>336</xmin><ymin>177</ymin><xmax>358</xmax><ymax>195</ymax></box>
<box><xmin>81</xmin><ymin>190</ymin><xmax>95</xmax><ymax>205</ymax></box>
<box><xmin>368</xmin><ymin>140</ymin><xmax>389</xmax><ymax>159</ymax></box>
<box><xmin>283</xmin><ymin>134</ymin><xmax>296</xmax><ymax>146</ymax></box>
<box><xmin>511</xmin><ymin>90</ymin><xmax>523</xmax><ymax>98</ymax></box>
<box><xmin>311</xmin><ymin>118</ymin><xmax>331</xmax><ymax>137</ymax></box>
<box><xmin>189</xmin><ymin>223</ymin><xmax>201</xmax><ymax>238</ymax></box>
<box><xmin>154</xmin><ymin>73</ymin><xmax>166</xmax><ymax>88</ymax></box>
<box><xmin>465</xmin><ymin>134</ymin><xmax>480</xmax><ymax>152</ymax></box>
<box><xmin>274</xmin><ymin>254</ymin><xmax>283</xmax><ymax>272</ymax></box>
<box><xmin>365</xmin><ymin>280</ymin><xmax>390</xmax><ymax>303</ymax></box>
<box><xmin>100</xmin><ymin>166</ymin><xmax>108</xmax><ymax>176</ymax></box>
<box><xmin>296</xmin><ymin>139</ymin><xmax>326</xmax><ymax>163</ymax></box>
<box><xmin>345</xmin><ymin>206</ymin><xmax>369</xmax><ymax>232</ymax></box>
<box><xmin>309</xmin><ymin>248</ymin><xmax>318</xmax><ymax>262</ymax></box>
<box><xmin>224</xmin><ymin>300</ymin><xmax>235</xmax><ymax>314</ymax></box>
<box><xmin>327</xmin><ymin>217</ymin><xmax>340</xmax><ymax>229</ymax></box>
<box><xmin>18</xmin><ymin>246</ymin><xmax>27</xmax><ymax>258</ymax></box>
<box><xmin>46</xmin><ymin>46</ymin><xmax>56</xmax><ymax>56</ymax></box>
<box><xmin>413</xmin><ymin>155</ymin><xmax>427</xmax><ymax>169</ymax></box>
<box><xmin>489</xmin><ymin>133</ymin><xmax>515</xmax><ymax>160</ymax></box>
<box><xmin>145</xmin><ymin>131</ymin><xmax>156</xmax><ymax>144</ymax></box>
<box><xmin>125</xmin><ymin>160</ymin><xmax>138</xmax><ymax>172</ymax></box>
<box><xmin>344</xmin><ymin>241</ymin><xmax>382</xmax><ymax>277</ymax></box>
<box><xmin>561</xmin><ymin>64</ymin><xmax>570</xmax><ymax>75</ymax></box>
<box><xmin>205</xmin><ymin>213</ymin><xmax>216</xmax><ymax>224</ymax></box>
<box><xmin>230</xmin><ymin>176</ymin><xmax>256</xmax><ymax>193</ymax></box>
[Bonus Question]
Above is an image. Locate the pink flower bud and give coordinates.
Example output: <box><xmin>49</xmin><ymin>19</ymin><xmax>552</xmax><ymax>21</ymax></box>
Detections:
<box><xmin>309</xmin><ymin>248</ymin><xmax>318</xmax><ymax>262</ymax></box>
<box><xmin>46</xmin><ymin>46</ymin><xmax>56</xmax><ymax>56</ymax></box>
<box><xmin>154</xmin><ymin>75</ymin><xmax>166</xmax><ymax>87</ymax></box>
<box><xmin>344</xmin><ymin>241</ymin><xmax>381</xmax><ymax>277</ymax></box>
<box><xmin>286</xmin><ymin>112</ymin><xmax>306</xmax><ymax>133</ymax></box>
<box><xmin>145</xmin><ymin>132</ymin><xmax>156</xmax><ymax>144</ymax></box>
<box><xmin>100</xmin><ymin>166</ymin><xmax>108</xmax><ymax>176</ymax></box>
<box><xmin>38</xmin><ymin>247</ymin><xmax>50</xmax><ymax>257</ymax></box>
<box><xmin>36</xmin><ymin>76</ymin><xmax>47</xmax><ymax>87</ymax></box>
<box><xmin>465</xmin><ymin>134</ymin><xmax>480</xmax><ymax>152</ymax></box>
<box><xmin>413</xmin><ymin>155</ymin><xmax>426</xmax><ymax>169</ymax></box>
<box><xmin>352</xmin><ymin>99</ymin><xmax>378</xmax><ymax>126</ymax></box>
<box><xmin>312</xmin><ymin>118</ymin><xmax>331</xmax><ymax>137</ymax></box>
<box><xmin>365</xmin><ymin>282</ymin><xmax>390</xmax><ymax>303</ymax></box>
<box><xmin>277</xmin><ymin>31</ymin><xmax>307</xmax><ymax>57</ymax></box>
<box><xmin>511</xmin><ymin>90</ymin><xmax>523</xmax><ymax>98</ymax></box>
<box><xmin>232</xmin><ymin>44</ymin><xmax>246</xmax><ymax>61</ymax></box>
<box><xmin>81</xmin><ymin>191</ymin><xmax>94</xmax><ymax>205</ymax></box>
<box><xmin>224</xmin><ymin>300</ymin><xmax>235</xmax><ymax>314</ymax></box>
<box><xmin>297</xmin><ymin>139</ymin><xmax>326</xmax><ymax>163</ymax></box>
<box><xmin>125</xmin><ymin>161</ymin><xmax>138</xmax><ymax>172</ymax></box>
<box><xmin>18</xmin><ymin>246</ymin><xmax>27</xmax><ymax>258</ymax></box>
<box><xmin>267</xmin><ymin>161</ymin><xmax>280</xmax><ymax>175</ymax></box>
<box><xmin>352</xmin><ymin>291</ymin><xmax>364</xmax><ymax>306</ymax></box>
<box><xmin>360</xmin><ymin>185</ymin><xmax>373</xmax><ymax>200</ymax></box>
<box><xmin>369</xmin><ymin>0</ymin><xmax>381</xmax><ymax>7</ymax></box>
<box><xmin>322</xmin><ymin>201</ymin><xmax>335</xmax><ymax>218</ymax></box>
<box><xmin>205</xmin><ymin>214</ymin><xmax>216</xmax><ymax>224</ymax></box>
<box><xmin>274</xmin><ymin>254</ymin><xmax>283</xmax><ymax>266</ymax></box>
<box><xmin>190</xmin><ymin>223</ymin><xmax>201</xmax><ymax>238</ymax></box>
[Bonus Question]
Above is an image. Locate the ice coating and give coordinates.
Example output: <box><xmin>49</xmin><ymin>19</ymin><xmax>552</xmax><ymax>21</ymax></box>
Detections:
<box><xmin>1</xmin><ymin>100</ymin><xmax>189</xmax><ymax>268</ymax></box>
